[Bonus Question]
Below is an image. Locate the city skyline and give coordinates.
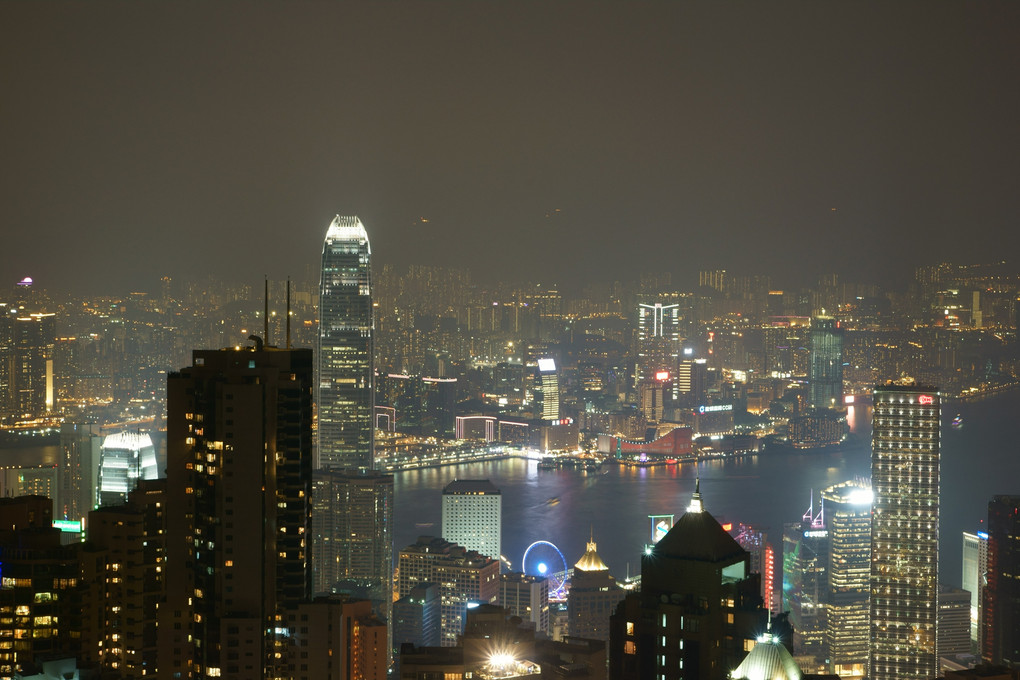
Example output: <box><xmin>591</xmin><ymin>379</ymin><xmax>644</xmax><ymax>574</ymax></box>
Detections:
<box><xmin>2</xmin><ymin>3</ymin><xmax>1019</xmax><ymax>294</ymax></box>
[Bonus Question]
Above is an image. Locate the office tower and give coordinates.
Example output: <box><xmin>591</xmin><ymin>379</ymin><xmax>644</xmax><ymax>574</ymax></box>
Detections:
<box><xmin>983</xmin><ymin>495</ymin><xmax>1020</xmax><ymax>665</ymax></box>
<box><xmin>809</xmin><ymin>316</ymin><xmax>844</xmax><ymax>409</ymax></box>
<box><xmin>80</xmin><ymin>479</ymin><xmax>166</xmax><ymax>677</ymax></box>
<box><xmin>501</xmin><ymin>572</ymin><xmax>550</xmax><ymax>636</ymax></box>
<box><xmin>397</xmin><ymin>536</ymin><xmax>500</xmax><ymax>646</ymax></box>
<box><xmin>10</xmin><ymin>311</ymin><xmax>55</xmax><ymax>417</ymax></box>
<box><xmin>636</xmin><ymin>299</ymin><xmax>680</xmax><ymax>382</ymax></box>
<box><xmin>162</xmin><ymin>344</ymin><xmax>313</xmax><ymax>679</ymax></box>
<box><xmin>939</xmin><ymin>586</ymin><xmax>972</xmax><ymax>665</ymax></box>
<box><xmin>567</xmin><ymin>535</ymin><xmax>625</xmax><ymax>643</ymax></box>
<box><xmin>638</xmin><ymin>379</ymin><xmax>668</xmax><ymax>422</ymax></box>
<box><xmin>782</xmin><ymin>514</ymin><xmax>829</xmax><ymax>660</ymax></box>
<box><xmin>310</xmin><ymin>468</ymin><xmax>393</xmax><ymax>614</ymax></box>
<box><xmin>732</xmin><ymin>523</ymin><xmax>776</xmax><ymax>613</ymax></box>
<box><xmin>870</xmin><ymin>383</ymin><xmax>940</xmax><ymax>680</ymax></box>
<box><xmin>442</xmin><ymin>479</ymin><xmax>502</xmax><ymax>563</ymax></box>
<box><xmin>97</xmin><ymin>431</ymin><xmax>158</xmax><ymax>507</ymax></box>
<box><xmin>58</xmin><ymin>422</ymin><xmax>101</xmax><ymax>522</ymax></box>
<box><xmin>318</xmin><ymin>214</ymin><xmax>374</xmax><ymax>470</ymax></box>
<box><xmin>963</xmin><ymin>530</ymin><xmax>988</xmax><ymax>646</ymax></box>
<box><xmin>676</xmin><ymin>358</ymin><xmax>707</xmax><ymax>407</ymax></box>
<box><xmin>609</xmin><ymin>484</ymin><xmax>765</xmax><ymax>680</ymax></box>
<box><xmin>822</xmin><ymin>480</ymin><xmax>872</xmax><ymax>679</ymax></box>
<box><xmin>392</xmin><ymin>583</ymin><xmax>441</xmax><ymax>651</ymax></box>
<box><xmin>535</xmin><ymin>358</ymin><xmax>560</xmax><ymax>421</ymax></box>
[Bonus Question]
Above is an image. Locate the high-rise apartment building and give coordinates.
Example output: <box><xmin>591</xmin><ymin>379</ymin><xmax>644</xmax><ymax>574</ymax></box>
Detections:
<box><xmin>870</xmin><ymin>383</ymin><xmax>940</xmax><ymax>680</ymax></box>
<box><xmin>397</xmin><ymin>536</ymin><xmax>500</xmax><ymax>646</ymax></box>
<box><xmin>983</xmin><ymin>495</ymin><xmax>1020</xmax><ymax>666</ymax></box>
<box><xmin>441</xmin><ymin>479</ymin><xmax>502</xmax><ymax>563</ymax></box>
<box><xmin>311</xmin><ymin>468</ymin><xmax>393</xmax><ymax>614</ymax></box>
<box><xmin>809</xmin><ymin>316</ymin><xmax>844</xmax><ymax>409</ymax></box>
<box><xmin>823</xmin><ymin>480</ymin><xmax>872</xmax><ymax>679</ymax></box>
<box><xmin>318</xmin><ymin>215</ymin><xmax>374</xmax><ymax>470</ymax></box>
<box><xmin>162</xmin><ymin>344</ymin><xmax>314</xmax><ymax>679</ymax></box>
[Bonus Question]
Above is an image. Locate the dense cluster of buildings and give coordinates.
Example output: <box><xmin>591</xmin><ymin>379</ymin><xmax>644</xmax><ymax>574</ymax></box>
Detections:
<box><xmin>0</xmin><ymin>218</ymin><xmax>1017</xmax><ymax>678</ymax></box>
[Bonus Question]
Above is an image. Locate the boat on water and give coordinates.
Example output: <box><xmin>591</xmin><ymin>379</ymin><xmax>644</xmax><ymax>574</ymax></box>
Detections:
<box><xmin>951</xmin><ymin>414</ymin><xmax>964</xmax><ymax>429</ymax></box>
<box><xmin>545</xmin><ymin>497</ymin><xmax>560</xmax><ymax>506</ymax></box>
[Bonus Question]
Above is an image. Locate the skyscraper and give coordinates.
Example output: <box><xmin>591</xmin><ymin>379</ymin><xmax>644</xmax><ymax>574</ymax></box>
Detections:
<box><xmin>318</xmin><ymin>215</ymin><xmax>374</xmax><ymax>470</ymax></box>
<box><xmin>869</xmin><ymin>383</ymin><xmax>940</xmax><ymax>680</ymax></box>
<box><xmin>441</xmin><ymin>479</ymin><xmax>502</xmax><ymax>563</ymax></box>
<box><xmin>610</xmin><ymin>484</ymin><xmax>766</xmax><ymax>680</ymax></box>
<box><xmin>982</xmin><ymin>495</ymin><xmax>1020</xmax><ymax>666</ymax></box>
<box><xmin>962</xmin><ymin>530</ymin><xmax>988</xmax><ymax>646</ymax></box>
<box><xmin>567</xmin><ymin>534</ymin><xmax>625</xmax><ymax>643</ymax></box>
<box><xmin>97</xmin><ymin>431</ymin><xmax>158</xmax><ymax>507</ymax></box>
<box><xmin>823</xmin><ymin>480</ymin><xmax>872</xmax><ymax>679</ymax></box>
<box><xmin>636</xmin><ymin>299</ymin><xmax>680</xmax><ymax>382</ymax></box>
<box><xmin>162</xmin><ymin>344</ymin><xmax>314</xmax><ymax>679</ymax></box>
<box><xmin>809</xmin><ymin>316</ymin><xmax>843</xmax><ymax>409</ymax></box>
<box><xmin>310</xmin><ymin>467</ymin><xmax>393</xmax><ymax>612</ymax></box>
<box><xmin>534</xmin><ymin>358</ymin><xmax>560</xmax><ymax>421</ymax></box>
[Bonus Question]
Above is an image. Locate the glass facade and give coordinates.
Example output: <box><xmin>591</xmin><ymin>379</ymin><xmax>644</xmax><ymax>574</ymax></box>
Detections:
<box><xmin>809</xmin><ymin>316</ymin><xmax>843</xmax><ymax>409</ymax></box>
<box><xmin>97</xmin><ymin>431</ymin><xmax>158</xmax><ymax>507</ymax></box>
<box><xmin>869</xmin><ymin>384</ymin><xmax>940</xmax><ymax>680</ymax></box>
<box><xmin>318</xmin><ymin>215</ymin><xmax>374</xmax><ymax>470</ymax></box>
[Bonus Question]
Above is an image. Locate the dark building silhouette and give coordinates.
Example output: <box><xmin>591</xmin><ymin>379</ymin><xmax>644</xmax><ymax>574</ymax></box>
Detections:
<box><xmin>809</xmin><ymin>317</ymin><xmax>843</xmax><ymax>409</ymax></box>
<box><xmin>983</xmin><ymin>495</ymin><xmax>1020</xmax><ymax>666</ymax></box>
<box><xmin>161</xmin><ymin>344</ymin><xmax>314</xmax><ymax>679</ymax></box>
<box><xmin>609</xmin><ymin>482</ymin><xmax>766</xmax><ymax>679</ymax></box>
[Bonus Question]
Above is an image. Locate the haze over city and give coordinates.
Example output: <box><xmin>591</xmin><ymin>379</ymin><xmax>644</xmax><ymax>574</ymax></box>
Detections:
<box><xmin>3</xmin><ymin>2</ymin><xmax>1019</xmax><ymax>293</ymax></box>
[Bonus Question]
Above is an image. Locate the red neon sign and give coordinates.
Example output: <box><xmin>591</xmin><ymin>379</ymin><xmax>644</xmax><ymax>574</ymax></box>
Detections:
<box><xmin>918</xmin><ymin>395</ymin><xmax>934</xmax><ymax>405</ymax></box>
<box><xmin>656</xmin><ymin>371</ymin><xmax>670</xmax><ymax>381</ymax></box>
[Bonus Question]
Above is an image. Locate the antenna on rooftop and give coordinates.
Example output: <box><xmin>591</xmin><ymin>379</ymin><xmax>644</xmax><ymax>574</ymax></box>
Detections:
<box><xmin>263</xmin><ymin>276</ymin><xmax>269</xmax><ymax>347</ymax></box>
<box><xmin>286</xmin><ymin>277</ymin><xmax>292</xmax><ymax>349</ymax></box>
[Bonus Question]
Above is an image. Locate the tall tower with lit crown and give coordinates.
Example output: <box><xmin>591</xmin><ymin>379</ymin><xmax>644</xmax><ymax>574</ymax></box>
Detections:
<box><xmin>869</xmin><ymin>383</ymin><xmax>940</xmax><ymax>680</ymax></box>
<box><xmin>318</xmin><ymin>215</ymin><xmax>374</xmax><ymax>470</ymax></box>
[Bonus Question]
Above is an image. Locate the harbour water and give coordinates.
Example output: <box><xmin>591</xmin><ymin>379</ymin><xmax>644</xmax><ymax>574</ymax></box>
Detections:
<box><xmin>394</xmin><ymin>393</ymin><xmax>1020</xmax><ymax>589</ymax></box>
<box><xmin>1</xmin><ymin>392</ymin><xmax>1013</xmax><ymax>591</ymax></box>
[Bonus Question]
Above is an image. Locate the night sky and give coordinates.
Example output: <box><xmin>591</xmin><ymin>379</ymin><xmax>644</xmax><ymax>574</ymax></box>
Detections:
<box><xmin>2</xmin><ymin>3</ymin><xmax>1018</xmax><ymax>294</ymax></box>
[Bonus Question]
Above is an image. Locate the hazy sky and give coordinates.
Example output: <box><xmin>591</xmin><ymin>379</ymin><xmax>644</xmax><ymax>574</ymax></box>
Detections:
<box><xmin>2</xmin><ymin>3</ymin><xmax>1018</xmax><ymax>294</ymax></box>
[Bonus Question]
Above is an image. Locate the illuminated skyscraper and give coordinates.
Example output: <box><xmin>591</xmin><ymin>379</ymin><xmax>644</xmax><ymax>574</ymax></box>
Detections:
<box><xmin>318</xmin><ymin>215</ymin><xmax>374</xmax><ymax>470</ymax></box>
<box><xmin>823</xmin><ymin>480</ymin><xmax>872</xmax><ymax>679</ymax></box>
<box><xmin>534</xmin><ymin>358</ymin><xmax>560</xmax><ymax>421</ymax></box>
<box><xmin>869</xmin><ymin>383</ymin><xmax>940</xmax><ymax>680</ymax></box>
<box><xmin>809</xmin><ymin>316</ymin><xmax>844</xmax><ymax>409</ymax></box>
<box><xmin>636</xmin><ymin>298</ymin><xmax>680</xmax><ymax>382</ymax></box>
<box><xmin>962</xmin><ymin>530</ymin><xmax>988</xmax><ymax>646</ymax></box>
<box><xmin>97</xmin><ymin>431</ymin><xmax>158</xmax><ymax>507</ymax></box>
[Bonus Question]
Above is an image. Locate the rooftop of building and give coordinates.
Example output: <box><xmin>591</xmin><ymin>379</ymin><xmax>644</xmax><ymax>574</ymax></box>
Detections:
<box><xmin>652</xmin><ymin>481</ymin><xmax>746</xmax><ymax>563</ymax></box>
<box><xmin>401</xmin><ymin>536</ymin><xmax>499</xmax><ymax>566</ymax></box>
<box><xmin>443</xmin><ymin>479</ymin><xmax>501</xmax><ymax>495</ymax></box>
<box><xmin>574</xmin><ymin>535</ymin><xmax>609</xmax><ymax>572</ymax></box>
<box><xmin>324</xmin><ymin>214</ymin><xmax>370</xmax><ymax>246</ymax></box>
